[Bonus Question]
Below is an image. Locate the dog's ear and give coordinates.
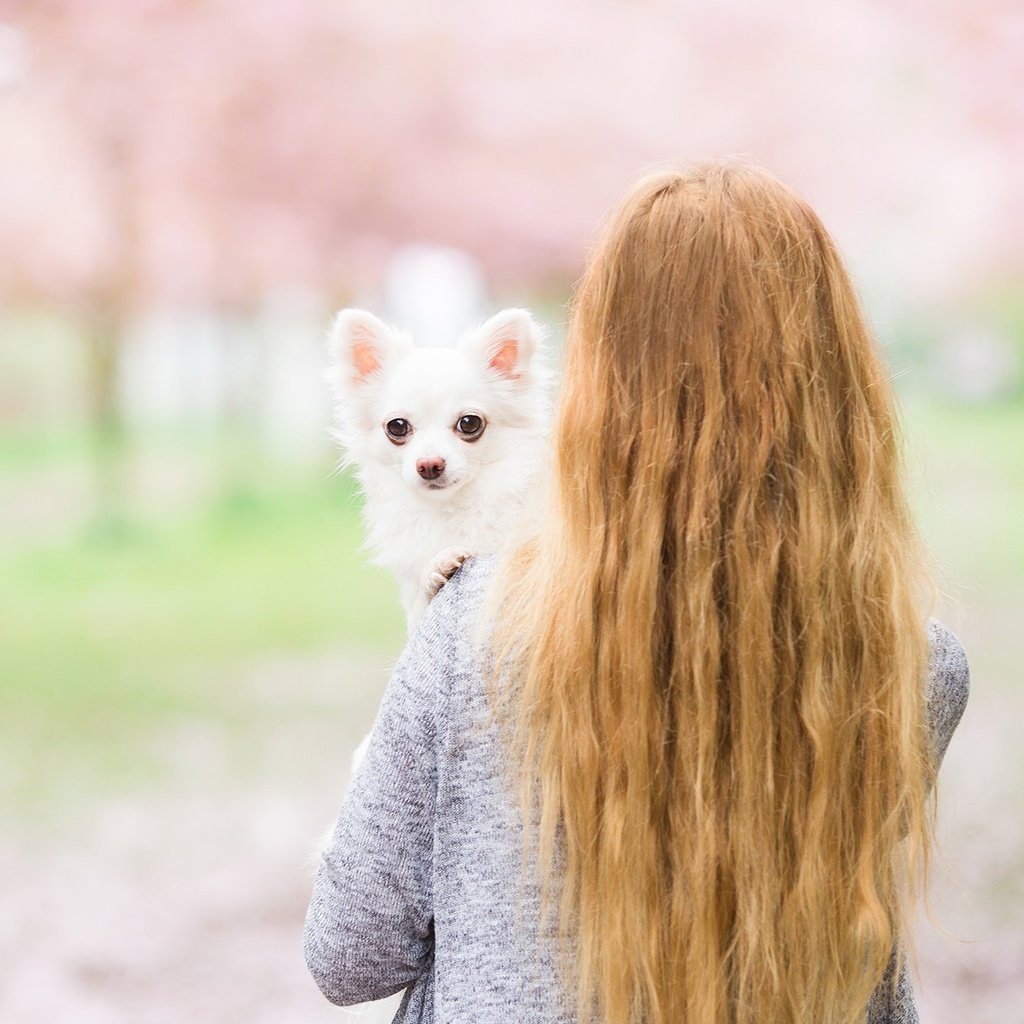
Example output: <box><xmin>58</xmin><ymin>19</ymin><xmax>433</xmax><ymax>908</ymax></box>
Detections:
<box><xmin>327</xmin><ymin>309</ymin><xmax>409</xmax><ymax>389</ymax></box>
<box><xmin>461</xmin><ymin>308</ymin><xmax>541</xmax><ymax>380</ymax></box>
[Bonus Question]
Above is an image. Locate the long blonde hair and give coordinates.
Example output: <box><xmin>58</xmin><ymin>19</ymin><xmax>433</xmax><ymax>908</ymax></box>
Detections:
<box><xmin>492</xmin><ymin>161</ymin><xmax>934</xmax><ymax>1024</ymax></box>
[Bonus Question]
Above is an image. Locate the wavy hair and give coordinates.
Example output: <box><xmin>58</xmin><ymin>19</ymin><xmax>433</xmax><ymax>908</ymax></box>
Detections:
<box><xmin>491</xmin><ymin>161</ymin><xmax>934</xmax><ymax>1024</ymax></box>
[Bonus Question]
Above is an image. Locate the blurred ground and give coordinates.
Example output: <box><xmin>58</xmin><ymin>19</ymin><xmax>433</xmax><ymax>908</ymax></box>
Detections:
<box><xmin>1</xmin><ymin>399</ymin><xmax>1021</xmax><ymax>1024</ymax></box>
<box><xmin>0</xmin><ymin>649</ymin><xmax>402</xmax><ymax>1024</ymax></box>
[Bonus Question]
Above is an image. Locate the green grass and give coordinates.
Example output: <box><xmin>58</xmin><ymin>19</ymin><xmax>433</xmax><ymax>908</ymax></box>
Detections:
<box><xmin>0</xmin><ymin>426</ymin><xmax>93</xmax><ymax>470</ymax></box>
<box><xmin>2</xmin><ymin>484</ymin><xmax>400</xmax><ymax>705</ymax></box>
<box><xmin>903</xmin><ymin>396</ymin><xmax>1024</xmax><ymax>591</ymax></box>
<box><xmin>0</xmin><ymin>451</ymin><xmax>404</xmax><ymax>815</ymax></box>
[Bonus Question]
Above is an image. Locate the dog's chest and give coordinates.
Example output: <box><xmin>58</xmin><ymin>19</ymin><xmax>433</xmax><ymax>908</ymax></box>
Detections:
<box><xmin>362</xmin><ymin>487</ymin><xmax>531</xmax><ymax>577</ymax></box>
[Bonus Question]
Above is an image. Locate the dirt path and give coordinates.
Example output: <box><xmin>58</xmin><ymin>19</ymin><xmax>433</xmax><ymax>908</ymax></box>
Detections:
<box><xmin>0</xmin><ymin>649</ymin><xmax>401</xmax><ymax>1024</ymax></box>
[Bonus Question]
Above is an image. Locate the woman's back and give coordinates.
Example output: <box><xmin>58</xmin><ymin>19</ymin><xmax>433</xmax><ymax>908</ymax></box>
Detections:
<box><xmin>304</xmin><ymin>556</ymin><xmax>969</xmax><ymax>1023</ymax></box>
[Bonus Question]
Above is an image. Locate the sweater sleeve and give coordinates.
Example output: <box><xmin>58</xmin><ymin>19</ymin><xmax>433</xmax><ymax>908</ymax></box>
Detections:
<box><xmin>303</xmin><ymin>582</ymin><xmax>460</xmax><ymax>1006</ymax></box>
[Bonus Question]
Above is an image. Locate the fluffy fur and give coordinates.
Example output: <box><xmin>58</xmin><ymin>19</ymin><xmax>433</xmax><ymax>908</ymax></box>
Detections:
<box><xmin>327</xmin><ymin>306</ymin><xmax>550</xmax><ymax>630</ymax></box>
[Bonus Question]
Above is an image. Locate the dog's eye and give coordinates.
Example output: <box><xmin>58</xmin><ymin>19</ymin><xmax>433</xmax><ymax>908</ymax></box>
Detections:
<box><xmin>384</xmin><ymin>418</ymin><xmax>411</xmax><ymax>444</ymax></box>
<box><xmin>455</xmin><ymin>414</ymin><xmax>485</xmax><ymax>440</ymax></box>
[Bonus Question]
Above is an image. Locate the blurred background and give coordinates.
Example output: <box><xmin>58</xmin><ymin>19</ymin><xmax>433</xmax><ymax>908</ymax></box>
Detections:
<box><xmin>0</xmin><ymin>1</ymin><xmax>1021</xmax><ymax>1021</ymax></box>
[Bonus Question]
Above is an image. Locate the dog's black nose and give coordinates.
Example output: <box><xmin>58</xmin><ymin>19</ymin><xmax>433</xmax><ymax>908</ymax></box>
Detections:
<box><xmin>417</xmin><ymin>457</ymin><xmax>446</xmax><ymax>481</ymax></box>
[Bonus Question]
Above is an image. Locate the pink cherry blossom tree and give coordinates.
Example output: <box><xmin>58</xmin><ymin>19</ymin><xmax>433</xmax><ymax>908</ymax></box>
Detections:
<box><xmin>0</xmin><ymin>0</ymin><xmax>1020</xmax><ymax>439</ymax></box>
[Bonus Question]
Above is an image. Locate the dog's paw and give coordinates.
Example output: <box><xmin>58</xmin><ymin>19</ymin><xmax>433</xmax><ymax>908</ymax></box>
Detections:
<box><xmin>423</xmin><ymin>548</ymin><xmax>472</xmax><ymax>601</ymax></box>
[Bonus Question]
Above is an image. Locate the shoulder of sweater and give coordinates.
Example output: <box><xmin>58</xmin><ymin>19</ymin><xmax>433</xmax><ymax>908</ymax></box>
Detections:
<box><xmin>410</xmin><ymin>554</ymin><xmax>498</xmax><ymax>667</ymax></box>
<box><xmin>423</xmin><ymin>554</ymin><xmax>498</xmax><ymax>628</ymax></box>
<box><xmin>925</xmin><ymin>619</ymin><xmax>970</xmax><ymax>758</ymax></box>
<box><xmin>926</xmin><ymin>619</ymin><xmax>970</xmax><ymax>709</ymax></box>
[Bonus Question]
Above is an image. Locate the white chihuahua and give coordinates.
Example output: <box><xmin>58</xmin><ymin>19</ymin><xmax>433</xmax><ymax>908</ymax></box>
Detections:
<box><xmin>327</xmin><ymin>306</ymin><xmax>550</xmax><ymax>632</ymax></box>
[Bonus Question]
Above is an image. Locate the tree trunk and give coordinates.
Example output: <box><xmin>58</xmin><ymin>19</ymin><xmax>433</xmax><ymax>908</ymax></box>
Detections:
<box><xmin>84</xmin><ymin>307</ymin><xmax>128</xmax><ymax>535</ymax></box>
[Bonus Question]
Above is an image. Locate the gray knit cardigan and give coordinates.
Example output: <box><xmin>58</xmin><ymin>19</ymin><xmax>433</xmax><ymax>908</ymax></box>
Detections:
<box><xmin>304</xmin><ymin>557</ymin><xmax>970</xmax><ymax>1023</ymax></box>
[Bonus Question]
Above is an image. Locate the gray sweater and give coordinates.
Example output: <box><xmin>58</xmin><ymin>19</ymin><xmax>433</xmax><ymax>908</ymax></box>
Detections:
<box><xmin>304</xmin><ymin>557</ymin><xmax>970</xmax><ymax>1023</ymax></box>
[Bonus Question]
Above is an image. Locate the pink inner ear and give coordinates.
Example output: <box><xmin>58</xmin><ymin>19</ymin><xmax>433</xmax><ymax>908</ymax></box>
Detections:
<box><xmin>489</xmin><ymin>338</ymin><xmax>519</xmax><ymax>377</ymax></box>
<box><xmin>352</xmin><ymin>341</ymin><xmax>382</xmax><ymax>380</ymax></box>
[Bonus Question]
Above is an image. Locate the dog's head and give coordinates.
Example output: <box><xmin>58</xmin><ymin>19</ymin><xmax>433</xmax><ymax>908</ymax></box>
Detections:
<box><xmin>327</xmin><ymin>308</ymin><xmax>547</xmax><ymax>500</ymax></box>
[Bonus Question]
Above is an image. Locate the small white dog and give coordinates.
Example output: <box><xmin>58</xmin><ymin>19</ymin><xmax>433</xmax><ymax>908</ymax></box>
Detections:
<box><xmin>327</xmin><ymin>306</ymin><xmax>550</xmax><ymax>632</ymax></box>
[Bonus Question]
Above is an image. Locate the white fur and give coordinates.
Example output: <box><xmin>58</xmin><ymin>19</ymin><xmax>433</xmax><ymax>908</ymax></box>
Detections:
<box><xmin>327</xmin><ymin>307</ymin><xmax>551</xmax><ymax>632</ymax></box>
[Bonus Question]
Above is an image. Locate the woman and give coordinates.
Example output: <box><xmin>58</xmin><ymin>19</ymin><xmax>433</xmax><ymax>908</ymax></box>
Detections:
<box><xmin>304</xmin><ymin>161</ymin><xmax>969</xmax><ymax>1024</ymax></box>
